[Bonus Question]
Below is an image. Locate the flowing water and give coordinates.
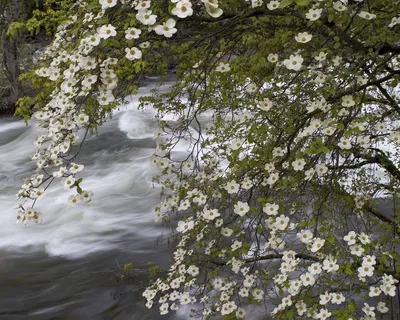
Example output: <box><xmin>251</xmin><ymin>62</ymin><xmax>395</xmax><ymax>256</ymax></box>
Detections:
<box><xmin>1</xmin><ymin>78</ymin><xmax>398</xmax><ymax>319</ymax></box>
<box><xmin>0</xmin><ymin>78</ymin><xmax>187</xmax><ymax>319</ymax></box>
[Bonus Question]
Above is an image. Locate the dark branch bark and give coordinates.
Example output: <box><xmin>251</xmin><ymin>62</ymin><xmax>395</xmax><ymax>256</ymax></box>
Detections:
<box><xmin>244</xmin><ymin>253</ymin><xmax>320</xmax><ymax>263</ymax></box>
<box><xmin>375</xmin><ymin>82</ymin><xmax>400</xmax><ymax>116</ymax></box>
<box><xmin>364</xmin><ymin>205</ymin><xmax>398</xmax><ymax>234</ymax></box>
<box><xmin>327</xmin><ymin>160</ymin><xmax>376</xmax><ymax>170</ymax></box>
<box><xmin>354</xmin><ymin>149</ymin><xmax>400</xmax><ymax>182</ymax></box>
<box><xmin>212</xmin><ymin>253</ymin><xmax>320</xmax><ymax>266</ymax></box>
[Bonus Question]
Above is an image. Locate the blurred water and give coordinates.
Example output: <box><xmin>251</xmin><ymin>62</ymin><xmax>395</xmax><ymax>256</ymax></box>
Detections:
<box><xmin>1</xmin><ymin>79</ymin><xmax>397</xmax><ymax>319</ymax></box>
<box><xmin>0</xmin><ymin>78</ymin><xmax>185</xmax><ymax>319</ymax></box>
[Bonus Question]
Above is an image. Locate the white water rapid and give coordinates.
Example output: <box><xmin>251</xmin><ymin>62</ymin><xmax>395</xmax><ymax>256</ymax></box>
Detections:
<box><xmin>0</xmin><ymin>77</ymin><xmax>188</xmax><ymax>319</ymax></box>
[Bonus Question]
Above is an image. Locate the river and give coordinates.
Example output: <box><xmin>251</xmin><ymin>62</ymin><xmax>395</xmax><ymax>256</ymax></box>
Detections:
<box><xmin>1</xmin><ymin>78</ymin><xmax>398</xmax><ymax>319</ymax></box>
<box><xmin>0</xmin><ymin>77</ymin><xmax>187</xmax><ymax>319</ymax></box>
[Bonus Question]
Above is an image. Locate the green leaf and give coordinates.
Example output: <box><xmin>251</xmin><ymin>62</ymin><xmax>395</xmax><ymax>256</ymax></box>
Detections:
<box><xmin>77</xmin><ymin>185</ymin><xmax>83</xmax><ymax>194</ymax></box>
<box><xmin>319</xmin><ymin>146</ymin><xmax>330</xmax><ymax>154</ymax></box>
<box><xmin>279</xmin><ymin>0</ymin><xmax>294</xmax><ymax>8</ymax></box>
<box><xmin>344</xmin><ymin>263</ymin><xmax>353</xmax><ymax>275</ymax></box>
<box><xmin>286</xmin><ymin>309</ymin><xmax>294</xmax><ymax>318</ymax></box>
<box><xmin>298</xmin><ymin>221</ymin><xmax>309</xmax><ymax>227</ymax></box>
<box><xmin>124</xmin><ymin>263</ymin><xmax>133</xmax><ymax>270</ymax></box>
<box><xmin>107</xmin><ymin>39</ymin><xmax>121</xmax><ymax>47</ymax></box>
<box><xmin>294</xmin><ymin>0</ymin><xmax>309</xmax><ymax>5</ymax></box>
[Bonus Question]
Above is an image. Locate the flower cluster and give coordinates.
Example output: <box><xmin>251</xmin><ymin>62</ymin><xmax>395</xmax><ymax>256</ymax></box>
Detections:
<box><xmin>17</xmin><ymin>0</ymin><xmax>400</xmax><ymax>318</ymax></box>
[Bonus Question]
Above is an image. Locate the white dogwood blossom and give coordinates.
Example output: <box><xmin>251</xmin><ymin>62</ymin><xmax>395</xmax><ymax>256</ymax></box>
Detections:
<box><xmin>16</xmin><ymin>0</ymin><xmax>400</xmax><ymax>318</ymax></box>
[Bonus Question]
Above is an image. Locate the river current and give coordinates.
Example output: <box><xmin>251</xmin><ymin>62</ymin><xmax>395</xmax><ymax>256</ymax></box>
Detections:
<box><xmin>1</xmin><ymin>77</ymin><xmax>398</xmax><ymax>319</ymax></box>
<box><xmin>0</xmin><ymin>78</ymin><xmax>187</xmax><ymax>319</ymax></box>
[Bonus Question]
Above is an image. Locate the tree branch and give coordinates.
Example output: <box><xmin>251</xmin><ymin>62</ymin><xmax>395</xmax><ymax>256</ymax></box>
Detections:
<box><xmin>354</xmin><ymin>149</ymin><xmax>400</xmax><ymax>182</ymax></box>
<box><xmin>363</xmin><ymin>205</ymin><xmax>398</xmax><ymax>234</ymax></box>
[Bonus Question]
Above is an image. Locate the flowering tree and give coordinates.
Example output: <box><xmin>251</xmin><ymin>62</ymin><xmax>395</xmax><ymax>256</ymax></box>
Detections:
<box><xmin>15</xmin><ymin>0</ymin><xmax>400</xmax><ymax>318</ymax></box>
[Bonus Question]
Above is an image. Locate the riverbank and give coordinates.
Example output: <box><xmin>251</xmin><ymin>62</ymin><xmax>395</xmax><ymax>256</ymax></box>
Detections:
<box><xmin>0</xmin><ymin>96</ymin><xmax>16</xmax><ymax>117</ymax></box>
